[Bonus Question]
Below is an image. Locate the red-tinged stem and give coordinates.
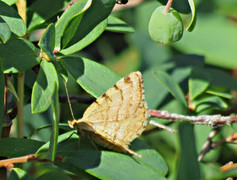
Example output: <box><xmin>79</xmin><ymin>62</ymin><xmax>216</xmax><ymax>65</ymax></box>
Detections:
<box><xmin>164</xmin><ymin>0</ymin><xmax>173</xmax><ymax>13</ymax></box>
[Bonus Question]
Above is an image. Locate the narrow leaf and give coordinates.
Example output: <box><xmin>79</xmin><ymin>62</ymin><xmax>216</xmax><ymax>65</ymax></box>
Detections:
<box><xmin>189</xmin><ymin>67</ymin><xmax>210</xmax><ymax>101</ymax></box>
<box><xmin>55</xmin><ymin>0</ymin><xmax>92</xmax><ymax>48</ymax></box>
<box><xmin>0</xmin><ymin>16</ymin><xmax>11</xmax><ymax>43</ymax></box>
<box><xmin>60</xmin><ymin>56</ymin><xmax>120</xmax><ymax>98</ymax></box>
<box><xmin>60</xmin><ymin>0</ymin><xmax>115</xmax><ymax>55</ymax></box>
<box><xmin>153</xmin><ymin>70</ymin><xmax>187</xmax><ymax>107</ymax></box>
<box><xmin>195</xmin><ymin>96</ymin><xmax>228</xmax><ymax>113</ymax></box>
<box><xmin>186</xmin><ymin>0</ymin><xmax>196</xmax><ymax>32</ymax></box>
<box><xmin>0</xmin><ymin>1</ymin><xmax>26</xmax><ymax>37</ymax></box>
<box><xmin>60</xmin><ymin>19</ymin><xmax>108</xmax><ymax>55</ymax></box>
<box><xmin>32</xmin><ymin>60</ymin><xmax>58</xmax><ymax>113</ymax></box>
<box><xmin>206</xmin><ymin>88</ymin><xmax>233</xmax><ymax>99</ymax></box>
<box><xmin>39</xmin><ymin>23</ymin><xmax>56</xmax><ymax>60</ymax></box>
<box><xmin>106</xmin><ymin>16</ymin><xmax>135</xmax><ymax>33</ymax></box>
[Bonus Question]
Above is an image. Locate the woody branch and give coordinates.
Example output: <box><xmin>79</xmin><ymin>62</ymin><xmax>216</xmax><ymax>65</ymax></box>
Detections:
<box><xmin>148</xmin><ymin>110</ymin><xmax>237</xmax><ymax>126</ymax></box>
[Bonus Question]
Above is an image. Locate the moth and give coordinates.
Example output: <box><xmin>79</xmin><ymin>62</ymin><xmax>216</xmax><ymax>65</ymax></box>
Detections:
<box><xmin>68</xmin><ymin>71</ymin><xmax>148</xmax><ymax>157</ymax></box>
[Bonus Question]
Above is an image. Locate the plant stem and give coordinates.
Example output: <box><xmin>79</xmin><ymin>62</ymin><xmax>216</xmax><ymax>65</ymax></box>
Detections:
<box><xmin>164</xmin><ymin>0</ymin><xmax>173</xmax><ymax>13</ymax></box>
<box><xmin>48</xmin><ymin>87</ymin><xmax>59</xmax><ymax>161</ymax></box>
<box><xmin>17</xmin><ymin>73</ymin><xmax>24</xmax><ymax>138</ymax></box>
<box><xmin>16</xmin><ymin>0</ymin><xmax>27</xmax><ymax>138</ymax></box>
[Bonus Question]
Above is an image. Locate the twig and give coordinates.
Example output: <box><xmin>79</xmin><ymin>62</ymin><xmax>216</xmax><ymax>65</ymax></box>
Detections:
<box><xmin>0</xmin><ymin>154</ymin><xmax>38</xmax><ymax>168</ymax></box>
<box><xmin>198</xmin><ymin>128</ymin><xmax>220</xmax><ymax>162</ymax></box>
<box><xmin>198</xmin><ymin>132</ymin><xmax>237</xmax><ymax>162</ymax></box>
<box><xmin>221</xmin><ymin>161</ymin><xmax>237</xmax><ymax>172</ymax></box>
<box><xmin>148</xmin><ymin>110</ymin><xmax>237</xmax><ymax>126</ymax></box>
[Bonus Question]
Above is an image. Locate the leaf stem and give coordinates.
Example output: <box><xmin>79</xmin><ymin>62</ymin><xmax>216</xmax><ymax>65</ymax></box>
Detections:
<box><xmin>164</xmin><ymin>0</ymin><xmax>173</xmax><ymax>13</ymax></box>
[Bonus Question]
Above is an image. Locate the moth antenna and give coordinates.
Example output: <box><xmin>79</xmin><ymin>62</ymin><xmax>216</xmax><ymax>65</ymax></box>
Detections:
<box><xmin>64</xmin><ymin>81</ymin><xmax>75</xmax><ymax>120</ymax></box>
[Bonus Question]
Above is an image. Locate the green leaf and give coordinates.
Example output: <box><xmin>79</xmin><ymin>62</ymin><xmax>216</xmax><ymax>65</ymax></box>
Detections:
<box><xmin>54</xmin><ymin>61</ymin><xmax>68</xmax><ymax>83</ymax></box>
<box><xmin>60</xmin><ymin>15</ymin><xmax>84</xmax><ymax>49</ymax></box>
<box><xmin>0</xmin><ymin>1</ymin><xmax>26</xmax><ymax>37</ymax></box>
<box><xmin>55</xmin><ymin>0</ymin><xmax>92</xmax><ymax>48</ymax></box>
<box><xmin>58</xmin><ymin>150</ymin><xmax>167</xmax><ymax>180</ymax></box>
<box><xmin>175</xmin><ymin>14</ymin><xmax>237</xmax><ymax>69</ymax></box>
<box><xmin>206</xmin><ymin>88</ymin><xmax>233</xmax><ymax>99</ymax></box>
<box><xmin>186</xmin><ymin>0</ymin><xmax>196</xmax><ymax>32</ymax></box>
<box><xmin>106</xmin><ymin>15</ymin><xmax>135</xmax><ymax>33</ymax></box>
<box><xmin>54</xmin><ymin>136</ymin><xmax>167</xmax><ymax>180</ymax></box>
<box><xmin>0</xmin><ymin>39</ymin><xmax>40</xmax><ymax>73</ymax></box>
<box><xmin>0</xmin><ymin>16</ymin><xmax>11</xmax><ymax>43</ymax></box>
<box><xmin>195</xmin><ymin>96</ymin><xmax>228</xmax><ymax>113</ymax></box>
<box><xmin>189</xmin><ymin>67</ymin><xmax>210</xmax><ymax>101</ymax></box>
<box><xmin>130</xmin><ymin>140</ymin><xmax>168</xmax><ymax>176</ymax></box>
<box><xmin>207</xmin><ymin>67</ymin><xmax>237</xmax><ymax>90</ymax></box>
<box><xmin>1</xmin><ymin>0</ymin><xmax>18</xmax><ymax>5</ymax></box>
<box><xmin>35</xmin><ymin>163</ymin><xmax>71</xmax><ymax>180</ymax></box>
<box><xmin>9</xmin><ymin>168</ymin><xmax>34</xmax><ymax>180</ymax></box>
<box><xmin>177</xmin><ymin>123</ymin><xmax>200</xmax><ymax>180</ymax></box>
<box><xmin>153</xmin><ymin>70</ymin><xmax>187</xmax><ymax>107</ymax></box>
<box><xmin>27</xmin><ymin>0</ymin><xmax>70</xmax><ymax>31</ymax></box>
<box><xmin>0</xmin><ymin>138</ymin><xmax>44</xmax><ymax>158</ymax></box>
<box><xmin>60</xmin><ymin>56</ymin><xmax>120</xmax><ymax>98</ymax></box>
<box><xmin>143</xmin><ymin>55</ymin><xmax>203</xmax><ymax>109</ymax></box>
<box><xmin>39</xmin><ymin>23</ymin><xmax>56</xmax><ymax>60</ymax></box>
<box><xmin>0</xmin><ymin>58</ymin><xmax>3</xmax><ymax>136</ymax></box>
<box><xmin>60</xmin><ymin>18</ymin><xmax>108</xmax><ymax>55</ymax></box>
<box><xmin>32</xmin><ymin>60</ymin><xmax>58</xmax><ymax>113</ymax></box>
<box><xmin>60</xmin><ymin>0</ymin><xmax>115</xmax><ymax>55</ymax></box>
<box><xmin>37</xmin><ymin>131</ymin><xmax>168</xmax><ymax>180</ymax></box>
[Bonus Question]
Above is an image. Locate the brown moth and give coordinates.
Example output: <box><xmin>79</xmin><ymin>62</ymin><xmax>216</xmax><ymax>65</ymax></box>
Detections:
<box><xmin>68</xmin><ymin>71</ymin><xmax>149</xmax><ymax>157</ymax></box>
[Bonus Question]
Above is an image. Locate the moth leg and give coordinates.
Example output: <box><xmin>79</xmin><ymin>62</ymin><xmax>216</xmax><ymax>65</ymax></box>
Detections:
<box><xmin>85</xmin><ymin>135</ymin><xmax>99</xmax><ymax>151</ymax></box>
<box><xmin>122</xmin><ymin>146</ymin><xmax>142</xmax><ymax>158</ymax></box>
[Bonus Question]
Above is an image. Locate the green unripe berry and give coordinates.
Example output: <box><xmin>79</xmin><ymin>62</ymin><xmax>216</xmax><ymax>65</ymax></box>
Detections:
<box><xmin>148</xmin><ymin>6</ymin><xmax>183</xmax><ymax>44</ymax></box>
